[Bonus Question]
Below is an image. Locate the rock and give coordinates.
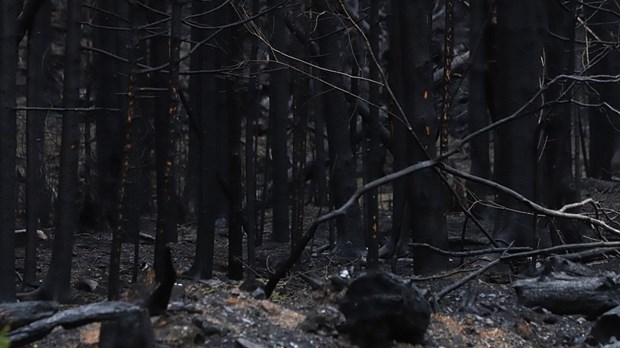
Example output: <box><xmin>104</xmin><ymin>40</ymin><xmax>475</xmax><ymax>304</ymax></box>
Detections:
<box><xmin>75</xmin><ymin>278</ymin><xmax>99</xmax><ymax>292</ymax></box>
<box><xmin>300</xmin><ymin>305</ymin><xmax>345</xmax><ymax>336</ymax></box>
<box><xmin>236</xmin><ymin>337</ymin><xmax>265</xmax><ymax>348</ymax></box>
<box><xmin>338</xmin><ymin>271</ymin><xmax>431</xmax><ymax>348</ymax></box>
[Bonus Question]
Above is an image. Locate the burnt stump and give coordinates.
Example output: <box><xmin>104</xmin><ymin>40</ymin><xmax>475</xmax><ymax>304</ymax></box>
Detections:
<box><xmin>338</xmin><ymin>271</ymin><xmax>431</xmax><ymax>347</ymax></box>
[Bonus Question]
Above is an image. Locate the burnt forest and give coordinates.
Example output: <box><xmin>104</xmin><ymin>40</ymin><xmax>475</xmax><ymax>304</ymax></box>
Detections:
<box><xmin>3</xmin><ymin>0</ymin><xmax>620</xmax><ymax>347</ymax></box>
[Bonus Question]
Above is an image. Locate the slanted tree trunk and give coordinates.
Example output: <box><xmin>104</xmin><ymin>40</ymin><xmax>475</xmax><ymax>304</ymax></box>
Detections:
<box><xmin>315</xmin><ymin>0</ymin><xmax>364</xmax><ymax>255</ymax></box>
<box><xmin>33</xmin><ymin>0</ymin><xmax>83</xmax><ymax>302</ymax></box>
<box><xmin>0</xmin><ymin>0</ymin><xmax>19</xmax><ymax>302</ymax></box>
<box><xmin>25</xmin><ymin>0</ymin><xmax>51</xmax><ymax>288</ymax></box>
<box><xmin>493</xmin><ymin>0</ymin><xmax>545</xmax><ymax>249</ymax></box>
<box><xmin>398</xmin><ymin>0</ymin><xmax>448</xmax><ymax>275</ymax></box>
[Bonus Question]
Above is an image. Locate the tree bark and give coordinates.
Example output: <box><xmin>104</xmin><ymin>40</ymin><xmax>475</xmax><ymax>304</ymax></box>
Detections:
<box><xmin>315</xmin><ymin>0</ymin><xmax>364</xmax><ymax>255</ymax></box>
<box><xmin>0</xmin><ymin>0</ymin><xmax>19</xmax><ymax>302</ymax></box>
<box><xmin>24</xmin><ymin>0</ymin><xmax>51</xmax><ymax>288</ymax></box>
<box><xmin>269</xmin><ymin>0</ymin><xmax>291</xmax><ymax>243</ymax></box>
<box><xmin>399</xmin><ymin>0</ymin><xmax>449</xmax><ymax>274</ymax></box>
<box><xmin>33</xmin><ymin>0</ymin><xmax>83</xmax><ymax>302</ymax></box>
<box><xmin>493</xmin><ymin>0</ymin><xmax>545</xmax><ymax>249</ymax></box>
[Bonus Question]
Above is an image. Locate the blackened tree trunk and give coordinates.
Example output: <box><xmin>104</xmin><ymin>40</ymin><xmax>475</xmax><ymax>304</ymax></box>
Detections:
<box><xmin>398</xmin><ymin>0</ymin><xmax>448</xmax><ymax>275</ymax></box>
<box><xmin>269</xmin><ymin>1</ymin><xmax>290</xmax><ymax>243</ymax></box>
<box><xmin>245</xmin><ymin>0</ymin><xmax>261</xmax><ymax>276</ymax></box>
<box><xmin>543</xmin><ymin>0</ymin><xmax>581</xmax><ymax>244</ymax></box>
<box><xmin>381</xmin><ymin>0</ymin><xmax>409</xmax><ymax>259</ymax></box>
<box><xmin>225</xmin><ymin>7</ymin><xmax>243</xmax><ymax>280</ymax></box>
<box><xmin>0</xmin><ymin>0</ymin><xmax>18</xmax><ymax>302</ymax></box>
<box><xmin>493</xmin><ymin>0</ymin><xmax>545</xmax><ymax>248</ymax></box>
<box><xmin>467</xmin><ymin>0</ymin><xmax>492</xmax><ymax>208</ymax></box>
<box><xmin>153</xmin><ymin>0</ymin><xmax>178</xmax><ymax>281</ymax></box>
<box><xmin>108</xmin><ymin>1</ymin><xmax>138</xmax><ymax>300</ymax></box>
<box><xmin>34</xmin><ymin>0</ymin><xmax>83</xmax><ymax>301</ymax></box>
<box><xmin>25</xmin><ymin>0</ymin><xmax>51</xmax><ymax>288</ymax></box>
<box><xmin>187</xmin><ymin>0</ymin><xmax>218</xmax><ymax>279</ymax></box>
<box><xmin>315</xmin><ymin>0</ymin><xmax>364</xmax><ymax>255</ymax></box>
<box><xmin>95</xmin><ymin>0</ymin><xmax>122</xmax><ymax>231</ymax></box>
<box><xmin>364</xmin><ymin>0</ymin><xmax>381</xmax><ymax>268</ymax></box>
<box><xmin>291</xmin><ymin>2</ymin><xmax>310</xmax><ymax>251</ymax></box>
<box><xmin>585</xmin><ymin>0</ymin><xmax>620</xmax><ymax>180</ymax></box>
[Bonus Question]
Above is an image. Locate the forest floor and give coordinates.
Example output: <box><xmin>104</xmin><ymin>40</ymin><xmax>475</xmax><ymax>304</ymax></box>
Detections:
<box><xmin>13</xmin><ymin>177</ymin><xmax>620</xmax><ymax>348</ymax></box>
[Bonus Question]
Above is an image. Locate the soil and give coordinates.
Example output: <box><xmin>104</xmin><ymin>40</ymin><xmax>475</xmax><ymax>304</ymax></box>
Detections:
<box><xmin>11</xmin><ymin>177</ymin><xmax>620</xmax><ymax>348</ymax></box>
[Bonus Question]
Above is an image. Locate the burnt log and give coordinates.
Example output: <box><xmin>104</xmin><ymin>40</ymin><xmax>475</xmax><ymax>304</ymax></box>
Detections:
<box><xmin>338</xmin><ymin>272</ymin><xmax>431</xmax><ymax>347</ymax></box>
<box><xmin>7</xmin><ymin>301</ymin><xmax>146</xmax><ymax>347</ymax></box>
<box><xmin>0</xmin><ymin>301</ymin><xmax>58</xmax><ymax>330</ymax></box>
<box><xmin>514</xmin><ymin>273</ymin><xmax>620</xmax><ymax>318</ymax></box>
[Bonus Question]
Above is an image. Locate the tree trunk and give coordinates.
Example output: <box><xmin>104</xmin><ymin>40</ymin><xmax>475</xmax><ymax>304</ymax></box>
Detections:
<box><xmin>25</xmin><ymin>0</ymin><xmax>51</xmax><ymax>288</ymax></box>
<box><xmin>315</xmin><ymin>0</ymin><xmax>364</xmax><ymax>255</ymax></box>
<box><xmin>35</xmin><ymin>0</ymin><xmax>83</xmax><ymax>302</ymax></box>
<box><xmin>153</xmin><ymin>0</ymin><xmax>178</xmax><ymax>282</ymax></box>
<box><xmin>95</xmin><ymin>0</ymin><xmax>122</xmax><ymax>232</ymax></box>
<box><xmin>0</xmin><ymin>0</ymin><xmax>19</xmax><ymax>302</ymax></box>
<box><xmin>187</xmin><ymin>0</ymin><xmax>218</xmax><ymax>279</ymax></box>
<box><xmin>493</xmin><ymin>0</ymin><xmax>545</xmax><ymax>249</ymax></box>
<box><xmin>467</xmin><ymin>0</ymin><xmax>492</xmax><ymax>211</ymax></box>
<box><xmin>399</xmin><ymin>0</ymin><xmax>449</xmax><ymax>275</ymax></box>
<box><xmin>543</xmin><ymin>0</ymin><xmax>582</xmax><ymax>244</ymax></box>
<box><xmin>269</xmin><ymin>1</ymin><xmax>291</xmax><ymax>243</ymax></box>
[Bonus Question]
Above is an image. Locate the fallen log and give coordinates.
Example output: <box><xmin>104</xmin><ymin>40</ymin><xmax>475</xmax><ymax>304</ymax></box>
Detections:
<box><xmin>513</xmin><ymin>273</ymin><xmax>620</xmax><ymax>318</ymax></box>
<box><xmin>7</xmin><ymin>301</ymin><xmax>143</xmax><ymax>347</ymax></box>
<box><xmin>0</xmin><ymin>301</ymin><xmax>58</xmax><ymax>330</ymax></box>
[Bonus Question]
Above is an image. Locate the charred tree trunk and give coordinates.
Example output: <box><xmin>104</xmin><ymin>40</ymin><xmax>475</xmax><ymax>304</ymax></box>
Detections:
<box><xmin>493</xmin><ymin>0</ymin><xmax>545</xmax><ymax>249</ymax></box>
<box><xmin>153</xmin><ymin>0</ymin><xmax>178</xmax><ymax>281</ymax></box>
<box><xmin>269</xmin><ymin>1</ymin><xmax>291</xmax><ymax>243</ymax></box>
<box><xmin>543</xmin><ymin>0</ymin><xmax>582</xmax><ymax>244</ymax></box>
<box><xmin>467</xmin><ymin>0</ymin><xmax>492</xmax><ymax>210</ymax></box>
<box><xmin>245</xmin><ymin>0</ymin><xmax>261</xmax><ymax>277</ymax></box>
<box><xmin>291</xmin><ymin>2</ymin><xmax>310</xmax><ymax>251</ymax></box>
<box><xmin>34</xmin><ymin>0</ymin><xmax>83</xmax><ymax>302</ymax></box>
<box><xmin>364</xmin><ymin>0</ymin><xmax>381</xmax><ymax>268</ymax></box>
<box><xmin>315</xmin><ymin>0</ymin><xmax>364</xmax><ymax>255</ymax></box>
<box><xmin>585</xmin><ymin>0</ymin><xmax>620</xmax><ymax>180</ymax></box>
<box><xmin>108</xmin><ymin>1</ymin><xmax>138</xmax><ymax>301</ymax></box>
<box><xmin>0</xmin><ymin>0</ymin><xmax>19</xmax><ymax>302</ymax></box>
<box><xmin>187</xmin><ymin>0</ymin><xmax>218</xmax><ymax>279</ymax></box>
<box><xmin>95</xmin><ymin>0</ymin><xmax>123</xmax><ymax>232</ymax></box>
<box><xmin>381</xmin><ymin>0</ymin><xmax>409</xmax><ymax>260</ymax></box>
<box><xmin>399</xmin><ymin>0</ymin><xmax>448</xmax><ymax>275</ymax></box>
<box><xmin>226</xmin><ymin>8</ymin><xmax>243</xmax><ymax>280</ymax></box>
<box><xmin>24</xmin><ymin>0</ymin><xmax>51</xmax><ymax>288</ymax></box>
